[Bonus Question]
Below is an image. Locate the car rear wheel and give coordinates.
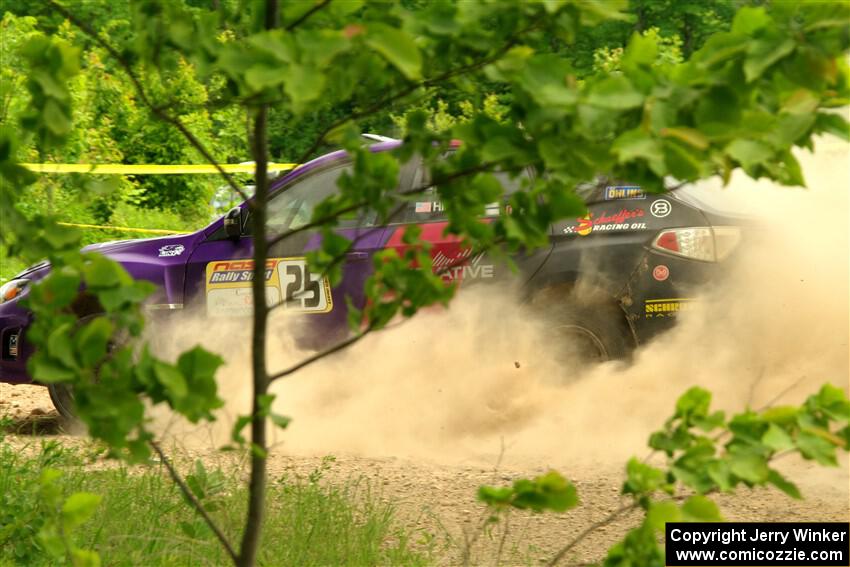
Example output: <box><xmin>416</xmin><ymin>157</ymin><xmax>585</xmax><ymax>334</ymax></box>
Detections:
<box><xmin>550</xmin><ymin>303</ymin><xmax>632</xmax><ymax>363</ymax></box>
<box><xmin>531</xmin><ymin>288</ymin><xmax>634</xmax><ymax>365</ymax></box>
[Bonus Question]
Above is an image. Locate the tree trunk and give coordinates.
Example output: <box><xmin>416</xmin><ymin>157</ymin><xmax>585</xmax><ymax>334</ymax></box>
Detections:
<box><xmin>237</xmin><ymin>2</ymin><xmax>278</xmax><ymax>565</ymax></box>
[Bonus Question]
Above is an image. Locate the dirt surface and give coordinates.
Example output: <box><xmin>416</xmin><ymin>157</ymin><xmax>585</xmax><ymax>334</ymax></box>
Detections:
<box><xmin>2</xmin><ymin>382</ymin><xmax>848</xmax><ymax>566</ymax></box>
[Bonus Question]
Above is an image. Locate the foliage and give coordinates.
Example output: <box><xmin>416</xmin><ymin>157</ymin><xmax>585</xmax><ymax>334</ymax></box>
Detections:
<box><xmin>593</xmin><ymin>26</ymin><xmax>683</xmax><ymax>73</ymax></box>
<box><xmin>0</xmin><ymin>442</ymin><xmax>428</xmax><ymax>566</ymax></box>
<box><xmin>0</xmin><ymin>441</ymin><xmax>99</xmax><ymax>566</ymax></box>
<box><xmin>477</xmin><ymin>385</ymin><xmax>850</xmax><ymax>565</ymax></box>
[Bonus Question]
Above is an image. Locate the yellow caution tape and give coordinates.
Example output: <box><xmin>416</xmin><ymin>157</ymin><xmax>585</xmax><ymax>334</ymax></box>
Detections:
<box><xmin>22</xmin><ymin>163</ymin><xmax>297</xmax><ymax>174</ymax></box>
<box><xmin>57</xmin><ymin>222</ymin><xmax>190</xmax><ymax>235</ymax></box>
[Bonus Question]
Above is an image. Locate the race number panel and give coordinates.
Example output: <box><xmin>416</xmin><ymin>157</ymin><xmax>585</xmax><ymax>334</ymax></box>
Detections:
<box><xmin>277</xmin><ymin>258</ymin><xmax>332</xmax><ymax>312</ymax></box>
<box><xmin>205</xmin><ymin>257</ymin><xmax>332</xmax><ymax>317</ymax></box>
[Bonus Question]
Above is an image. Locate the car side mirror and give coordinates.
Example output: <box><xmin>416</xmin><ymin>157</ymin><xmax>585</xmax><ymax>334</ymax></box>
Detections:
<box><xmin>223</xmin><ymin>207</ymin><xmax>242</xmax><ymax>240</ymax></box>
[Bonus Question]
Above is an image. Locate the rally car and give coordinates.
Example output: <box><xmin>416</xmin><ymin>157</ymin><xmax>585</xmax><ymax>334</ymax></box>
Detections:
<box><xmin>0</xmin><ymin>138</ymin><xmax>745</xmax><ymax>418</ymax></box>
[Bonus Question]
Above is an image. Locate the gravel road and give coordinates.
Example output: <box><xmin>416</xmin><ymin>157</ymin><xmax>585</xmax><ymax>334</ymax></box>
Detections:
<box><xmin>2</xmin><ymin>382</ymin><xmax>847</xmax><ymax>565</ymax></box>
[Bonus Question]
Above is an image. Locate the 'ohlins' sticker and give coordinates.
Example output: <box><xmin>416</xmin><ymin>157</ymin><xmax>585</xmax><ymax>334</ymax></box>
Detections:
<box><xmin>562</xmin><ymin>208</ymin><xmax>646</xmax><ymax>236</ymax></box>
<box><xmin>644</xmin><ymin>298</ymin><xmax>696</xmax><ymax>318</ymax></box>
<box><xmin>604</xmin><ymin>186</ymin><xmax>645</xmax><ymax>200</ymax></box>
<box><xmin>205</xmin><ymin>257</ymin><xmax>332</xmax><ymax>317</ymax></box>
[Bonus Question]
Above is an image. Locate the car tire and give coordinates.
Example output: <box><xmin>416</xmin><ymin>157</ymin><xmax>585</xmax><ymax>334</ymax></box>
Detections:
<box><xmin>549</xmin><ymin>302</ymin><xmax>633</xmax><ymax>363</ymax></box>
<box><xmin>46</xmin><ymin>313</ymin><xmax>127</xmax><ymax>425</ymax></box>
<box><xmin>530</xmin><ymin>288</ymin><xmax>634</xmax><ymax>363</ymax></box>
<box><xmin>47</xmin><ymin>382</ymin><xmax>78</xmax><ymax>422</ymax></box>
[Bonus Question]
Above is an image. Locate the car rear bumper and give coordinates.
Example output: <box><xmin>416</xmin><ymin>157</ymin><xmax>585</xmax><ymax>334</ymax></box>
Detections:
<box><xmin>619</xmin><ymin>248</ymin><xmax>722</xmax><ymax>344</ymax></box>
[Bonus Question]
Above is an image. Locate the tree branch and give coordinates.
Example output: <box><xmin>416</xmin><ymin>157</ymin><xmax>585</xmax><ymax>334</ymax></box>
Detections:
<box><xmin>47</xmin><ymin>0</ymin><xmax>251</xmax><ymax>204</ymax></box>
<box><xmin>267</xmin><ymin>323</ymin><xmax>376</xmax><ymax>383</ymax></box>
<box><xmin>285</xmin><ymin>0</ymin><xmax>332</xmax><ymax>32</ymax></box>
<box><xmin>150</xmin><ymin>441</ymin><xmax>239</xmax><ymax>565</ymax></box>
<box><xmin>547</xmin><ymin>502</ymin><xmax>639</xmax><ymax>567</ymax></box>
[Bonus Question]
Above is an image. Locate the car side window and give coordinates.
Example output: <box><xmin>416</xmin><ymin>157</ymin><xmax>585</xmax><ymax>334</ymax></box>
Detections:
<box><xmin>402</xmin><ymin>166</ymin><xmax>530</xmax><ymax>224</ymax></box>
<box><xmin>266</xmin><ymin>163</ymin><xmax>379</xmax><ymax>234</ymax></box>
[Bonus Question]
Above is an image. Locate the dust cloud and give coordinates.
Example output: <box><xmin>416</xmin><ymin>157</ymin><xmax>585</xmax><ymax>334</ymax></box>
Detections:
<box><xmin>154</xmin><ymin>135</ymin><xmax>849</xmax><ymax>478</ymax></box>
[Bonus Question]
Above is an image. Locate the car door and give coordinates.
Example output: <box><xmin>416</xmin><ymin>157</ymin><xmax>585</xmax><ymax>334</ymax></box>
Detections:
<box><xmin>183</xmin><ymin>160</ymin><xmax>398</xmax><ymax>342</ymax></box>
<box><xmin>384</xmin><ymin>161</ymin><xmax>546</xmax><ymax>287</ymax></box>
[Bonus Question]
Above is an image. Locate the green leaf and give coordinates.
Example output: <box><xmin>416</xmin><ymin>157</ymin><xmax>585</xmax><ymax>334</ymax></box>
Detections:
<box><xmin>154</xmin><ymin>362</ymin><xmax>187</xmax><ymax>402</ymax></box>
<box><xmin>767</xmin><ymin>469</ymin><xmax>801</xmax><ymax>499</ymax></box>
<box><xmin>83</xmin><ymin>256</ymin><xmax>130</xmax><ymax>289</ymax></box>
<box><xmin>815</xmin><ymin>113</ymin><xmax>850</xmax><ymax>141</ymax></box>
<box><xmin>731</xmin><ymin>6</ymin><xmax>771</xmax><ymax>35</ymax></box>
<box><xmin>365</xmin><ymin>24</ymin><xmax>422</xmax><ymax>80</ymax></box>
<box><xmin>47</xmin><ymin>322</ymin><xmax>77</xmax><ymax>369</ymax></box>
<box><xmin>588</xmin><ymin>76</ymin><xmax>644</xmax><ymax>110</ymax></box>
<box><xmin>511</xmin><ymin>471</ymin><xmax>578</xmax><ymax>513</ymax></box>
<box><xmin>29</xmin><ymin>355</ymin><xmax>77</xmax><ymax>384</ymax></box>
<box><xmin>646</xmin><ymin>500</ymin><xmax>681</xmax><ymax>532</ymax></box>
<box><xmin>762</xmin><ymin>423</ymin><xmax>794</xmax><ymax>452</ymax></box>
<box><xmin>176</xmin><ymin>347</ymin><xmax>223</xmax><ymax>387</ymax></box>
<box><xmin>682</xmin><ymin>495</ymin><xmax>722</xmax><ymax>522</ymax></box>
<box><xmin>75</xmin><ymin>317</ymin><xmax>114</xmax><ymax>368</ymax></box>
<box><xmin>728</xmin><ymin>449</ymin><xmax>769</xmax><ymax>484</ymax></box>
<box><xmin>782</xmin><ymin>89</ymin><xmax>820</xmax><ymax>115</ymax></box>
<box><xmin>706</xmin><ymin>461</ymin><xmax>733</xmax><ymax>492</ymax></box>
<box><xmin>744</xmin><ymin>38</ymin><xmax>795</xmax><ymax>82</ymax></box>
<box><xmin>796</xmin><ymin>430</ymin><xmax>838</xmax><ymax>466</ymax></box>
<box><xmin>43</xmin><ymin>100</ymin><xmax>71</xmax><ymax>136</ymax></box>
<box><xmin>62</xmin><ymin>492</ymin><xmax>102</xmax><ymax>530</ymax></box>
<box><xmin>245</xmin><ymin>64</ymin><xmax>286</xmax><ymax>91</ymax></box>
<box><xmin>270</xmin><ymin>413</ymin><xmax>291</xmax><ymax>429</ymax></box>
<box><xmin>809</xmin><ymin>383</ymin><xmax>850</xmax><ymax>420</ymax></box>
<box><xmin>623</xmin><ymin>458</ymin><xmax>668</xmax><ymax>496</ymax></box>
<box><xmin>612</xmin><ymin>129</ymin><xmax>665</xmax><ymax>175</ymax></box>
<box><xmin>675</xmin><ymin>387</ymin><xmax>711</xmax><ymax>421</ymax></box>
<box><xmin>762</xmin><ymin>406</ymin><xmax>798</xmax><ymax>425</ymax></box>
<box><xmin>283</xmin><ymin>64</ymin><xmax>326</xmax><ymax>113</ymax></box>
<box><xmin>725</xmin><ymin>139</ymin><xmax>773</xmax><ymax>170</ymax></box>
<box><xmin>622</xmin><ymin>31</ymin><xmax>658</xmax><ymax>68</ymax></box>
<box><xmin>478</xmin><ymin>485</ymin><xmax>514</xmax><ymax>508</ymax></box>
<box><xmin>232</xmin><ymin>415</ymin><xmax>252</xmax><ymax>445</ymax></box>
<box><xmin>517</xmin><ymin>55</ymin><xmax>577</xmax><ymax>109</ymax></box>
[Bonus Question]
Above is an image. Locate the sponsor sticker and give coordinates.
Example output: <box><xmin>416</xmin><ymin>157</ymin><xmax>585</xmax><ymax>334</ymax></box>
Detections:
<box><xmin>432</xmin><ymin>248</ymin><xmax>494</xmax><ymax>281</ymax></box>
<box><xmin>8</xmin><ymin>333</ymin><xmax>18</xmax><ymax>358</ymax></box>
<box><xmin>644</xmin><ymin>298</ymin><xmax>696</xmax><ymax>318</ymax></box>
<box><xmin>604</xmin><ymin>186</ymin><xmax>645</xmax><ymax>200</ymax></box>
<box><xmin>650</xmin><ymin>199</ymin><xmax>671</xmax><ymax>218</ymax></box>
<box><xmin>205</xmin><ymin>257</ymin><xmax>332</xmax><ymax>317</ymax></box>
<box><xmin>652</xmin><ymin>265</ymin><xmax>670</xmax><ymax>281</ymax></box>
<box><xmin>562</xmin><ymin>208</ymin><xmax>647</xmax><ymax>236</ymax></box>
<box><xmin>158</xmin><ymin>244</ymin><xmax>185</xmax><ymax>257</ymax></box>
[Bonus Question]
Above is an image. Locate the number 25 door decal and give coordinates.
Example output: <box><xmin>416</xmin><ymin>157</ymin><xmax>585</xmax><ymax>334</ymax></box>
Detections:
<box><xmin>205</xmin><ymin>257</ymin><xmax>333</xmax><ymax>317</ymax></box>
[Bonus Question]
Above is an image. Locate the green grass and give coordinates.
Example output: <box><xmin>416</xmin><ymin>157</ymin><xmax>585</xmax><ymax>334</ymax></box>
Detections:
<box><xmin>0</xmin><ymin>440</ymin><xmax>431</xmax><ymax>567</ymax></box>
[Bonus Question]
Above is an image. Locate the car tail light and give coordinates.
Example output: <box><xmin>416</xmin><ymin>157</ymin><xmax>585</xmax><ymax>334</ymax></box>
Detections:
<box><xmin>652</xmin><ymin>226</ymin><xmax>741</xmax><ymax>262</ymax></box>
